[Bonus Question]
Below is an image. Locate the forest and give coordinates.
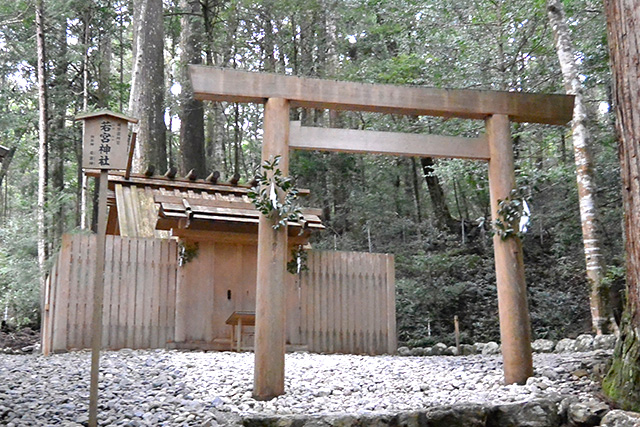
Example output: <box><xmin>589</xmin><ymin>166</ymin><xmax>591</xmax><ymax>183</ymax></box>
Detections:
<box><xmin>0</xmin><ymin>0</ymin><xmax>625</xmax><ymax>349</ymax></box>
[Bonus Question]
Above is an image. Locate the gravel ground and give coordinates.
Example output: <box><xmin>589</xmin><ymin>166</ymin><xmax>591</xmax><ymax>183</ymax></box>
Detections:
<box><xmin>0</xmin><ymin>349</ymin><xmax>611</xmax><ymax>426</ymax></box>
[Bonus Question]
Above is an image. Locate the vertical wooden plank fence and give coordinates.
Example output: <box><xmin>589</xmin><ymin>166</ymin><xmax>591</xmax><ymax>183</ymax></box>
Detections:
<box><xmin>299</xmin><ymin>250</ymin><xmax>396</xmax><ymax>355</ymax></box>
<box><xmin>42</xmin><ymin>238</ymin><xmax>394</xmax><ymax>355</ymax></box>
<box><xmin>42</xmin><ymin>234</ymin><xmax>178</xmax><ymax>354</ymax></box>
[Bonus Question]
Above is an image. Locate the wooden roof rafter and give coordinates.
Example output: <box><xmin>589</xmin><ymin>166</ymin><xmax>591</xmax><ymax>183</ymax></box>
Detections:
<box><xmin>90</xmin><ymin>170</ymin><xmax>311</xmax><ymax>196</ymax></box>
<box><xmin>155</xmin><ymin>191</ymin><xmax>324</xmax><ymax>235</ymax></box>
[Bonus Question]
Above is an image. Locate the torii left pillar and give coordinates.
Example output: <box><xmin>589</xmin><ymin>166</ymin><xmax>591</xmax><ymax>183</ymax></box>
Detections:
<box><xmin>254</xmin><ymin>98</ymin><xmax>290</xmax><ymax>400</ymax></box>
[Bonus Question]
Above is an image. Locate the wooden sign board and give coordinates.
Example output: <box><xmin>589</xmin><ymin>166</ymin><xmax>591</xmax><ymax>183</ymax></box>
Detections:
<box><xmin>76</xmin><ymin>111</ymin><xmax>137</xmax><ymax>170</ymax></box>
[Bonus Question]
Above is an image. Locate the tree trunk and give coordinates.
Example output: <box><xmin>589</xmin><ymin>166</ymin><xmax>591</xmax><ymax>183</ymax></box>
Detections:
<box><xmin>78</xmin><ymin>8</ymin><xmax>91</xmax><ymax>229</ymax></box>
<box><xmin>601</xmin><ymin>0</ymin><xmax>640</xmax><ymax>411</ymax></box>
<box><xmin>50</xmin><ymin>18</ymin><xmax>69</xmax><ymax>249</ymax></box>
<box><xmin>233</xmin><ymin>103</ymin><xmax>240</xmax><ymax>175</ymax></box>
<box><xmin>420</xmin><ymin>157</ymin><xmax>456</xmax><ymax>230</ymax></box>
<box><xmin>208</xmin><ymin>102</ymin><xmax>226</xmax><ymax>171</ymax></box>
<box><xmin>178</xmin><ymin>0</ymin><xmax>206</xmax><ymax>177</ymax></box>
<box><xmin>0</xmin><ymin>146</ymin><xmax>15</xmax><ymax>189</ymax></box>
<box><xmin>322</xmin><ymin>0</ymin><xmax>343</xmax><ymax>128</ymax></box>
<box><xmin>411</xmin><ymin>157</ymin><xmax>423</xmax><ymax>223</ymax></box>
<box><xmin>0</xmin><ymin>147</ymin><xmax>12</xmax><ymax>223</ymax></box>
<box><xmin>35</xmin><ymin>0</ymin><xmax>49</xmax><ymax>291</ymax></box>
<box><xmin>547</xmin><ymin>0</ymin><xmax>616</xmax><ymax>334</ymax></box>
<box><xmin>118</xmin><ymin>2</ymin><xmax>126</xmax><ymax>111</ymax></box>
<box><xmin>96</xmin><ymin>19</ymin><xmax>112</xmax><ymax>109</ymax></box>
<box><xmin>201</xmin><ymin>0</ymin><xmax>232</xmax><ymax>172</ymax></box>
<box><xmin>129</xmin><ymin>0</ymin><xmax>167</xmax><ymax>173</ymax></box>
<box><xmin>297</xmin><ymin>6</ymin><xmax>321</xmax><ymax>125</ymax></box>
<box><xmin>260</xmin><ymin>0</ymin><xmax>276</xmax><ymax>72</ymax></box>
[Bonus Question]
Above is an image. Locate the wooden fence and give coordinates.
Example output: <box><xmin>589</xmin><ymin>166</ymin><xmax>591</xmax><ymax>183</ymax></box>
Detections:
<box><xmin>42</xmin><ymin>237</ymin><xmax>395</xmax><ymax>355</ymax></box>
<box><xmin>299</xmin><ymin>250</ymin><xmax>396</xmax><ymax>355</ymax></box>
<box><xmin>41</xmin><ymin>234</ymin><xmax>178</xmax><ymax>354</ymax></box>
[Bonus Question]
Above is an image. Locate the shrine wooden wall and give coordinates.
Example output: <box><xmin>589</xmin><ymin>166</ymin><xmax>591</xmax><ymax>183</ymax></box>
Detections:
<box><xmin>173</xmin><ymin>240</ymin><xmax>261</xmax><ymax>349</ymax></box>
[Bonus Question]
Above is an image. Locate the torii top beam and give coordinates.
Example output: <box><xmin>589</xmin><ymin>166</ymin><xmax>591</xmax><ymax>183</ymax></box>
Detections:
<box><xmin>189</xmin><ymin>65</ymin><xmax>574</xmax><ymax>126</ymax></box>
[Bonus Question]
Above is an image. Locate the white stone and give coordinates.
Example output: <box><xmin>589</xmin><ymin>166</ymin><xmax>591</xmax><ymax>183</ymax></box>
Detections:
<box><xmin>555</xmin><ymin>338</ymin><xmax>577</xmax><ymax>353</ymax></box>
<box><xmin>482</xmin><ymin>341</ymin><xmax>501</xmax><ymax>355</ymax></box>
<box><xmin>574</xmin><ymin>334</ymin><xmax>595</xmax><ymax>352</ymax></box>
<box><xmin>593</xmin><ymin>334</ymin><xmax>617</xmax><ymax>350</ymax></box>
<box><xmin>532</xmin><ymin>339</ymin><xmax>555</xmax><ymax>353</ymax></box>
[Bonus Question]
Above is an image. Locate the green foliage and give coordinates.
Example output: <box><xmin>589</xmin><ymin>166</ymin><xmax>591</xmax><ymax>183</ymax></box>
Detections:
<box><xmin>603</xmin><ymin>265</ymin><xmax>625</xmax><ymax>290</ymax></box>
<box><xmin>0</xmin><ymin>212</ymin><xmax>41</xmax><ymax>328</ymax></box>
<box><xmin>248</xmin><ymin>156</ymin><xmax>303</xmax><ymax>230</ymax></box>
<box><xmin>492</xmin><ymin>187</ymin><xmax>530</xmax><ymax>241</ymax></box>
<box><xmin>395</xmin><ymin>246</ymin><xmax>500</xmax><ymax>345</ymax></box>
<box><xmin>286</xmin><ymin>246</ymin><xmax>309</xmax><ymax>275</ymax></box>
<box><xmin>526</xmin><ymin>255</ymin><xmax>592</xmax><ymax>339</ymax></box>
<box><xmin>178</xmin><ymin>241</ymin><xmax>199</xmax><ymax>266</ymax></box>
<box><xmin>395</xmin><ymin>236</ymin><xmax>594</xmax><ymax>346</ymax></box>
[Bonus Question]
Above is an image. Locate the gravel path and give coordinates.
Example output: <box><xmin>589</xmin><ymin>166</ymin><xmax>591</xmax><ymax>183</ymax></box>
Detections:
<box><xmin>0</xmin><ymin>349</ymin><xmax>611</xmax><ymax>426</ymax></box>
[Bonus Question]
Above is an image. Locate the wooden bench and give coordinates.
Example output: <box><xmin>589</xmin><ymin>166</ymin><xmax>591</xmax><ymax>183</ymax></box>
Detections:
<box><xmin>225</xmin><ymin>311</ymin><xmax>255</xmax><ymax>352</ymax></box>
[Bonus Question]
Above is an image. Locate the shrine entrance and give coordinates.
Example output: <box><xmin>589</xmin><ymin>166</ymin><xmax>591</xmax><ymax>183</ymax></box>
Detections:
<box><xmin>189</xmin><ymin>65</ymin><xmax>575</xmax><ymax>400</ymax></box>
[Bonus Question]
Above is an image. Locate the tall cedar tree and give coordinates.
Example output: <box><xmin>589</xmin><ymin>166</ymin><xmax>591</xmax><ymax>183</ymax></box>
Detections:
<box><xmin>129</xmin><ymin>0</ymin><xmax>167</xmax><ymax>173</ymax></box>
<box><xmin>179</xmin><ymin>0</ymin><xmax>206</xmax><ymax>177</ymax></box>
<box><xmin>49</xmin><ymin>16</ymin><xmax>69</xmax><ymax>247</ymax></box>
<box><xmin>35</xmin><ymin>0</ymin><xmax>49</xmax><ymax>289</ymax></box>
<box><xmin>602</xmin><ymin>0</ymin><xmax>640</xmax><ymax>410</ymax></box>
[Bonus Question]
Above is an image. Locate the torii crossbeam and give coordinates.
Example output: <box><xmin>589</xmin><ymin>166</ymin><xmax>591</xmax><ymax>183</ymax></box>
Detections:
<box><xmin>189</xmin><ymin>65</ymin><xmax>575</xmax><ymax>400</ymax></box>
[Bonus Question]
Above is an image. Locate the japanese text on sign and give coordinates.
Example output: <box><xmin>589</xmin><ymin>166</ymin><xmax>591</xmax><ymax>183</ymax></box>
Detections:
<box><xmin>99</xmin><ymin>120</ymin><xmax>112</xmax><ymax>166</ymax></box>
<box><xmin>81</xmin><ymin>116</ymin><xmax>129</xmax><ymax>170</ymax></box>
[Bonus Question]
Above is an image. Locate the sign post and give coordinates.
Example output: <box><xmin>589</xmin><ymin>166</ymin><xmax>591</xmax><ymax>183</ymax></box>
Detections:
<box><xmin>75</xmin><ymin>110</ymin><xmax>137</xmax><ymax>427</ymax></box>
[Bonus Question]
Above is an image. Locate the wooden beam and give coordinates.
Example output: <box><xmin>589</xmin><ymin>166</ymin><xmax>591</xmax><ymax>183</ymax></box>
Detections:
<box><xmin>253</xmin><ymin>98</ymin><xmax>290</xmax><ymax>400</ymax></box>
<box><xmin>289</xmin><ymin>121</ymin><xmax>489</xmax><ymax>160</ymax></box>
<box><xmin>124</xmin><ymin>132</ymin><xmax>137</xmax><ymax>180</ymax></box>
<box><xmin>170</xmin><ymin>228</ymin><xmax>312</xmax><ymax>246</ymax></box>
<box><xmin>189</xmin><ymin>65</ymin><xmax>575</xmax><ymax>125</ymax></box>
<box><xmin>486</xmin><ymin>114</ymin><xmax>533</xmax><ymax>385</ymax></box>
<box><xmin>154</xmin><ymin>193</ymin><xmax>322</xmax><ymax>216</ymax></box>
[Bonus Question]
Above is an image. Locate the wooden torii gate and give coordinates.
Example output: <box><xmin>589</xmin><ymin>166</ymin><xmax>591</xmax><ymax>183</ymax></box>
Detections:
<box><xmin>189</xmin><ymin>65</ymin><xmax>575</xmax><ymax>400</ymax></box>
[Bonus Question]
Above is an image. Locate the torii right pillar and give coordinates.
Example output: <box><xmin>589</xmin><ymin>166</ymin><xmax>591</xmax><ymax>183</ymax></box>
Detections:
<box><xmin>486</xmin><ymin>114</ymin><xmax>534</xmax><ymax>385</ymax></box>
